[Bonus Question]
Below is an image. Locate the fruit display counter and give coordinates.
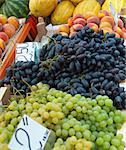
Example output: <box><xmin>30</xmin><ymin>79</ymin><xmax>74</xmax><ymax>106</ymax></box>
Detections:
<box><xmin>0</xmin><ymin>0</ymin><xmax>126</xmax><ymax>150</ymax></box>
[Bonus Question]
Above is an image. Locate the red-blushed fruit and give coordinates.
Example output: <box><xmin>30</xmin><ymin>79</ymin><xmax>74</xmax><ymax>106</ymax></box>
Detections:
<box><xmin>0</xmin><ymin>38</ymin><xmax>5</xmax><ymax>50</ymax></box>
<box><xmin>118</xmin><ymin>19</ymin><xmax>124</xmax><ymax>29</ymax></box>
<box><xmin>98</xmin><ymin>10</ymin><xmax>110</xmax><ymax>19</ymax></box>
<box><xmin>2</xmin><ymin>23</ymin><xmax>16</xmax><ymax>38</ymax></box>
<box><xmin>0</xmin><ymin>14</ymin><xmax>7</xmax><ymax>25</ymax></box>
<box><xmin>122</xmin><ymin>27</ymin><xmax>126</xmax><ymax>32</ymax></box>
<box><xmin>122</xmin><ymin>32</ymin><xmax>126</xmax><ymax>39</ymax></box>
<box><xmin>0</xmin><ymin>32</ymin><xmax>9</xmax><ymax>43</ymax></box>
<box><xmin>58</xmin><ymin>25</ymin><xmax>70</xmax><ymax>34</ymax></box>
<box><xmin>68</xmin><ymin>17</ymin><xmax>73</xmax><ymax>27</ymax></box>
<box><xmin>101</xmin><ymin>27</ymin><xmax>114</xmax><ymax>34</ymax></box>
<box><xmin>7</xmin><ymin>16</ymin><xmax>19</xmax><ymax>30</ymax></box>
<box><xmin>87</xmin><ymin>16</ymin><xmax>100</xmax><ymax>25</ymax></box>
<box><xmin>101</xmin><ymin>16</ymin><xmax>115</xmax><ymax>27</ymax></box>
<box><xmin>113</xmin><ymin>26</ymin><xmax>123</xmax><ymax>37</ymax></box>
<box><xmin>0</xmin><ymin>48</ymin><xmax>2</xmax><ymax>57</ymax></box>
<box><xmin>60</xmin><ymin>32</ymin><xmax>68</xmax><ymax>36</ymax></box>
<box><xmin>115</xmin><ymin>32</ymin><xmax>120</xmax><ymax>38</ymax></box>
<box><xmin>73</xmin><ymin>18</ymin><xmax>86</xmax><ymax>26</ymax></box>
<box><xmin>87</xmin><ymin>23</ymin><xmax>99</xmax><ymax>32</ymax></box>
<box><xmin>70</xmin><ymin>26</ymin><xmax>75</xmax><ymax>33</ymax></box>
<box><xmin>99</xmin><ymin>22</ymin><xmax>112</xmax><ymax>29</ymax></box>
<box><xmin>73</xmin><ymin>24</ymin><xmax>83</xmax><ymax>31</ymax></box>
<box><xmin>69</xmin><ymin>31</ymin><xmax>76</xmax><ymax>37</ymax></box>
<box><xmin>73</xmin><ymin>14</ymin><xmax>84</xmax><ymax>20</ymax></box>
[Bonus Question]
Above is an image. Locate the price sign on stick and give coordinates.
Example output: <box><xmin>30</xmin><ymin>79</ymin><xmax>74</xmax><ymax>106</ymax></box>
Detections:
<box><xmin>110</xmin><ymin>2</ymin><xmax>119</xmax><ymax>26</ymax></box>
<box><xmin>16</xmin><ymin>43</ymin><xmax>36</xmax><ymax>62</ymax></box>
<box><xmin>9</xmin><ymin>115</ymin><xmax>50</xmax><ymax>150</ymax></box>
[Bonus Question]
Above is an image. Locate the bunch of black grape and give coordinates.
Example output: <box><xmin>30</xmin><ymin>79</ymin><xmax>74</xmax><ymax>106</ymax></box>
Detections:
<box><xmin>0</xmin><ymin>26</ymin><xmax>126</xmax><ymax>109</ymax></box>
<box><xmin>0</xmin><ymin>61</ymin><xmax>40</xmax><ymax>94</ymax></box>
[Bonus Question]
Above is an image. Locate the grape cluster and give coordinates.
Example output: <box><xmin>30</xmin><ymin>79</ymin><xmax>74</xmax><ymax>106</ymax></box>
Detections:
<box><xmin>53</xmin><ymin>136</ymin><xmax>92</xmax><ymax>150</ymax></box>
<box><xmin>0</xmin><ymin>26</ymin><xmax>126</xmax><ymax>109</ymax></box>
<box><xmin>0</xmin><ymin>83</ymin><xmax>125</xmax><ymax>150</ymax></box>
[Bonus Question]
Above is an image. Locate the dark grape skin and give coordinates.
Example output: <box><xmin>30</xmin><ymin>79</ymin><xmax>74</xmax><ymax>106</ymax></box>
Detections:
<box><xmin>0</xmin><ymin>26</ymin><xmax>126</xmax><ymax>109</ymax></box>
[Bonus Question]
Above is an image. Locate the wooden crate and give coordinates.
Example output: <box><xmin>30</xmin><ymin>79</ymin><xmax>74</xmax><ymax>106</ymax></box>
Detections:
<box><xmin>0</xmin><ymin>16</ymin><xmax>37</xmax><ymax>80</ymax></box>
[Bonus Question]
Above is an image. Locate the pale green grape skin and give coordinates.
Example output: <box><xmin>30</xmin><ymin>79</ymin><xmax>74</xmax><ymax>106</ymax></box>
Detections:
<box><xmin>68</xmin><ymin>128</ymin><xmax>75</xmax><ymax>136</ymax></box>
<box><xmin>96</xmin><ymin>137</ymin><xmax>104</xmax><ymax>146</ymax></box>
<box><xmin>109</xmin><ymin>145</ymin><xmax>117</xmax><ymax>150</ymax></box>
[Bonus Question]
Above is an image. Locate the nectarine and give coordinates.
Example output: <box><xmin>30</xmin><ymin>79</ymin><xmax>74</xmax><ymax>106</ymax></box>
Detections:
<box><xmin>73</xmin><ymin>18</ymin><xmax>86</xmax><ymax>26</ymax></box>
<box><xmin>87</xmin><ymin>23</ymin><xmax>99</xmax><ymax>32</ymax></box>
<box><xmin>58</xmin><ymin>25</ymin><xmax>70</xmax><ymax>34</ymax></box>
<box><xmin>118</xmin><ymin>19</ymin><xmax>124</xmax><ymax>29</ymax></box>
<box><xmin>60</xmin><ymin>32</ymin><xmax>68</xmax><ymax>36</ymax></box>
<box><xmin>113</xmin><ymin>26</ymin><xmax>123</xmax><ymax>37</ymax></box>
<box><xmin>101</xmin><ymin>16</ymin><xmax>115</xmax><ymax>28</ymax></box>
<box><xmin>3</xmin><ymin>23</ymin><xmax>16</xmax><ymax>38</ymax></box>
<box><xmin>8</xmin><ymin>16</ymin><xmax>19</xmax><ymax>30</ymax></box>
<box><xmin>0</xmin><ymin>14</ymin><xmax>7</xmax><ymax>25</ymax></box>
<box><xmin>99</xmin><ymin>22</ymin><xmax>112</xmax><ymax>29</ymax></box>
<box><xmin>0</xmin><ymin>32</ymin><xmax>9</xmax><ymax>43</ymax></box>
<box><xmin>87</xmin><ymin>16</ymin><xmax>100</xmax><ymax>25</ymax></box>
<box><xmin>73</xmin><ymin>24</ymin><xmax>83</xmax><ymax>31</ymax></box>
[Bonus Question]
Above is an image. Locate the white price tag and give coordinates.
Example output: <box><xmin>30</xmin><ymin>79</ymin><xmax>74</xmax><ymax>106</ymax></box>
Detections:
<box><xmin>110</xmin><ymin>2</ymin><xmax>119</xmax><ymax>26</ymax></box>
<box><xmin>16</xmin><ymin>43</ymin><xmax>36</xmax><ymax>62</ymax></box>
<box><xmin>9</xmin><ymin>115</ymin><xmax>50</xmax><ymax>150</ymax></box>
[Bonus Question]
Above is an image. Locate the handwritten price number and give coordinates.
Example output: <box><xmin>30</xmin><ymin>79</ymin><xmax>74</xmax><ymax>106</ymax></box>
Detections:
<box><xmin>9</xmin><ymin>115</ymin><xmax>50</xmax><ymax>150</ymax></box>
<box><xmin>16</xmin><ymin>43</ymin><xmax>34</xmax><ymax>62</ymax></box>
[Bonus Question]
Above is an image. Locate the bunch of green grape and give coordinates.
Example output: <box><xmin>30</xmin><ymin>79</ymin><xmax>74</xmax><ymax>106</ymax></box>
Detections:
<box><xmin>0</xmin><ymin>83</ymin><xmax>125</xmax><ymax>150</ymax></box>
<box><xmin>53</xmin><ymin>136</ymin><xmax>92</xmax><ymax>150</ymax></box>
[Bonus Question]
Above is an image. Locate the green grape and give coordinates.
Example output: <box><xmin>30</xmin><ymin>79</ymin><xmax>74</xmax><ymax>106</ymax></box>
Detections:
<box><xmin>105</xmin><ymin>99</ymin><xmax>113</xmax><ymax>107</ymax></box>
<box><xmin>99</xmin><ymin>121</ymin><xmax>107</xmax><ymax>128</ymax></box>
<box><xmin>74</xmin><ymin>125</ymin><xmax>80</xmax><ymax>132</ymax></box>
<box><xmin>10</xmin><ymin>118</ymin><xmax>18</xmax><ymax>126</ymax></box>
<box><xmin>4</xmin><ymin>112</ymin><xmax>12</xmax><ymax>121</ymax></box>
<box><xmin>90</xmin><ymin>134</ymin><xmax>96</xmax><ymax>142</ymax></box>
<box><xmin>56</xmin><ymin>129</ymin><xmax>62</xmax><ymax>137</ymax></box>
<box><xmin>52</xmin><ymin>118</ymin><xmax>58</xmax><ymax>124</ymax></box>
<box><xmin>109</xmin><ymin>145</ymin><xmax>117</xmax><ymax>150</ymax></box>
<box><xmin>114</xmin><ymin>115</ymin><xmax>122</xmax><ymax>123</ymax></box>
<box><xmin>32</xmin><ymin>102</ymin><xmax>40</xmax><ymax>109</ymax></box>
<box><xmin>98</xmin><ymin>100</ymin><xmax>105</xmax><ymax>106</ymax></box>
<box><xmin>96</xmin><ymin>137</ymin><xmax>104</xmax><ymax>146</ymax></box>
<box><xmin>66</xmin><ymin>102</ymin><xmax>74</xmax><ymax>110</ymax></box>
<box><xmin>83</xmin><ymin>130</ymin><xmax>91</xmax><ymax>140</ymax></box>
<box><xmin>107</xmin><ymin>118</ymin><xmax>113</xmax><ymax>125</ymax></box>
<box><xmin>111</xmin><ymin>138</ymin><xmax>120</xmax><ymax>147</ymax></box>
<box><xmin>76</xmin><ymin>132</ymin><xmax>82</xmax><ymax>139</ymax></box>
<box><xmin>62</xmin><ymin>129</ymin><xmax>68</xmax><ymax>138</ymax></box>
<box><xmin>68</xmin><ymin>128</ymin><xmax>75</xmax><ymax>136</ymax></box>
<box><xmin>75</xmin><ymin>106</ymin><xmax>82</xmax><ymax>113</ymax></box>
<box><xmin>103</xmin><ymin>134</ymin><xmax>111</xmax><ymax>142</ymax></box>
<box><xmin>103</xmin><ymin>141</ymin><xmax>110</xmax><ymax>149</ymax></box>
<box><xmin>7</xmin><ymin>124</ymin><xmax>14</xmax><ymax>132</ymax></box>
<box><xmin>62</xmin><ymin>123</ymin><xmax>70</xmax><ymax>130</ymax></box>
<box><xmin>71</xmin><ymin>111</ymin><xmax>77</xmax><ymax>117</ymax></box>
<box><xmin>82</xmin><ymin>106</ymin><xmax>87</xmax><ymax>113</ymax></box>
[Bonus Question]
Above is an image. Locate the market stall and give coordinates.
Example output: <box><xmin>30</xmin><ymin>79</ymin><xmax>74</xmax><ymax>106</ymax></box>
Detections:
<box><xmin>0</xmin><ymin>0</ymin><xmax>126</xmax><ymax>150</ymax></box>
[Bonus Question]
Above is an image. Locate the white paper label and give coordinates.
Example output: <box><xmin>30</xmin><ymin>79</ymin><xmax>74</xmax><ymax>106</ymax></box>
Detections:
<box><xmin>16</xmin><ymin>43</ymin><xmax>37</xmax><ymax>62</ymax></box>
<box><xmin>110</xmin><ymin>2</ymin><xmax>119</xmax><ymax>26</ymax></box>
<box><xmin>9</xmin><ymin>115</ymin><xmax>50</xmax><ymax>150</ymax></box>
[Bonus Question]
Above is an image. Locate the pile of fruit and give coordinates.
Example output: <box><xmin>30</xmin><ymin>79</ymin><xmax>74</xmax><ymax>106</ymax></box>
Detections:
<box><xmin>1</xmin><ymin>26</ymin><xmax>126</xmax><ymax>109</ymax></box>
<box><xmin>58</xmin><ymin>11</ymin><xmax>126</xmax><ymax>39</ymax></box>
<box><xmin>29</xmin><ymin>0</ymin><xmax>126</xmax><ymax>26</ymax></box>
<box><xmin>0</xmin><ymin>83</ymin><xmax>125</xmax><ymax>150</ymax></box>
<box><xmin>0</xmin><ymin>14</ymin><xmax>19</xmax><ymax>58</ymax></box>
